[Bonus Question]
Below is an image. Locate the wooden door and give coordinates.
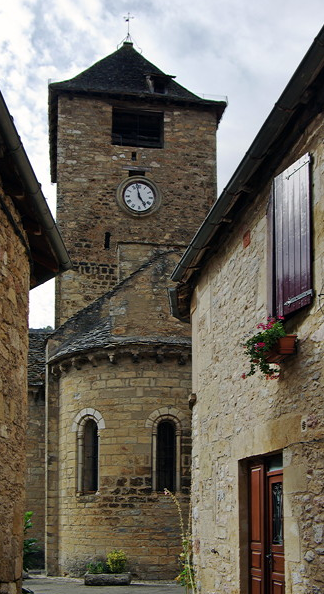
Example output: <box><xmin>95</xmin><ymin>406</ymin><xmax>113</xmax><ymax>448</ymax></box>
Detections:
<box><xmin>249</xmin><ymin>462</ymin><xmax>285</xmax><ymax>594</ymax></box>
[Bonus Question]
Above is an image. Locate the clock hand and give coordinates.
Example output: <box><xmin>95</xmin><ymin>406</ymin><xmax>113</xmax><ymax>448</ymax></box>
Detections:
<box><xmin>136</xmin><ymin>184</ymin><xmax>147</xmax><ymax>207</ymax></box>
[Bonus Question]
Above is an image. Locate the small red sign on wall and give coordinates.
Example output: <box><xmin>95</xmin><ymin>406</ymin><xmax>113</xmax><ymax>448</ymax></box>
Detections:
<box><xmin>243</xmin><ymin>230</ymin><xmax>251</xmax><ymax>248</ymax></box>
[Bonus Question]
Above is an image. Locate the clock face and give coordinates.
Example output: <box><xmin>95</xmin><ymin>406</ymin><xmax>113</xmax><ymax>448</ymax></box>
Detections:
<box><xmin>122</xmin><ymin>181</ymin><xmax>156</xmax><ymax>213</ymax></box>
<box><xmin>116</xmin><ymin>176</ymin><xmax>161</xmax><ymax>216</ymax></box>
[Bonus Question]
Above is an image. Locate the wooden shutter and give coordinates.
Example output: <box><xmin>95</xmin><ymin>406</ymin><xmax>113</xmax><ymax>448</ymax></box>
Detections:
<box><xmin>267</xmin><ymin>189</ymin><xmax>275</xmax><ymax>317</ymax></box>
<box><xmin>273</xmin><ymin>153</ymin><xmax>313</xmax><ymax>317</ymax></box>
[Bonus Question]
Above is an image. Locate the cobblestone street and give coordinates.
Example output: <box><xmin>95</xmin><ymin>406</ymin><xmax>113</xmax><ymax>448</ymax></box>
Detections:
<box><xmin>24</xmin><ymin>575</ymin><xmax>182</xmax><ymax>594</ymax></box>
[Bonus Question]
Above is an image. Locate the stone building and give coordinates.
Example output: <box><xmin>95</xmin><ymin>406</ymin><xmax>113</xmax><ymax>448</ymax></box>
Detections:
<box><xmin>0</xmin><ymin>91</ymin><xmax>70</xmax><ymax>594</ymax></box>
<box><xmin>170</xmin><ymin>27</ymin><xmax>324</xmax><ymax>594</ymax></box>
<box><xmin>26</xmin><ymin>329</ymin><xmax>52</xmax><ymax>568</ymax></box>
<box><xmin>41</xmin><ymin>41</ymin><xmax>226</xmax><ymax>578</ymax></box>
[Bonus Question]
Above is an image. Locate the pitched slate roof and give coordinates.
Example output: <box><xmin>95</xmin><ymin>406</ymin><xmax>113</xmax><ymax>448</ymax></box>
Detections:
<box><xmin>47</xmin><ymin>249</ymin><xmax>190</xmax><ymax>364</ymax></box>
<box><xmin>48</xmin><ymin>328</ymin><xmax>190</xmax><ymax>364</ymax></box>
<box><xmin>50</xmin><ymin>41</ymin><xmax>201</xmax><ymax>101</ymax></box>
<box><xmin>49</xmin><ymin>42</ymin><xmax>227</xmax><ymax>181</ymax></box>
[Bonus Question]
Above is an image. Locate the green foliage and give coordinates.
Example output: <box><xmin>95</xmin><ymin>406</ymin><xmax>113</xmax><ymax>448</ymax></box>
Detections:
<box><xmin>164</xmin><ymin>489</ymin><xmax>196</xmax><ymax>594</ymax></box>
<box><xmin>86</xmin><ymin>561</ymin><xmax>108</xmax><ymax>574</ymax></box>
<box><xmin>175</xmin><ymin>538</ymin><xmax>195</xmax><ymax>590</ymax></box>
<box><xmin>23</xmin><ymin>512</ymin><xmax>40</xmax><ymax>571</ymax></box>
<box><xmin>106</xmin><ymin>549</ymin><xmax>127</xmax><ymax>573</ymax></box>
<box><xmin>86</xmin><ymin>550</ymin><xmax>127</xmax><ymax>575</ymax></box>
<box><xmin>242</xmin><ymin>317</ymin><xmax>286</xmax><ymax>378</ymax></box>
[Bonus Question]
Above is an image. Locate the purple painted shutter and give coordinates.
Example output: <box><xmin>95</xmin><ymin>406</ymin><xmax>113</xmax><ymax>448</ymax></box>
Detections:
<box><xmin>273</xmin><ymin>153</ymin><xmax>312</xmax><ymax>317</ymax></box>
<box><xmin>267</xmin><ymin>188</ymin><xmax>275</xmax><ymax>317</ymax></box>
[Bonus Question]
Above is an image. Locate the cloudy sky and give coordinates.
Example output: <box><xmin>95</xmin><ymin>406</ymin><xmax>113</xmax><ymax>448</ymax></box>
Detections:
<box><xmin>1</xmin><ymin>1</ymin><xmax>323</xmax><ymax>327</ymax></box>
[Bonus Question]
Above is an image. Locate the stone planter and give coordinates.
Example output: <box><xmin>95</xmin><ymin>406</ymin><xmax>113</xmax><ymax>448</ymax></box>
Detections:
<box><xmin>84</xmin><ymin>572</ymin><xmax>132</xmax><ymax>586</ymax></box>
<box><xmin>264</xmin><ymin>335</ymin><xmax>297</xmax><ymax>363</ymax></box>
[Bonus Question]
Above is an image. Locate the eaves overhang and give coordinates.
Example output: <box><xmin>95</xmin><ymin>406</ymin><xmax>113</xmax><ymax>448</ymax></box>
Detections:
<box><xmin>0</xmin><ymin>91</ymin><xmax>72</xmax><ymax>288</ymax></box>
<box><xmin>48</xmin><ymin>334</ymin><xmax>192</xmax><ymax>368</ymax></box>
<box><xmin>170</xmin><ymin>25</ymin><xmax>324</xmax><ymax>321</ymax></box>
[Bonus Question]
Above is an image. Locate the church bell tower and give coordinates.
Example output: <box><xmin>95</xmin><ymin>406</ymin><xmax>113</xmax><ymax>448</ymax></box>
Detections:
<box><xmin>45</xmin><ymin>41</ymin><xmax>226</xmax><ymax>579</ymax></box>
<box><xmin>49</xmin><ymin>40</ymin><xmax>226</xmax><ymax>326</ymax></box>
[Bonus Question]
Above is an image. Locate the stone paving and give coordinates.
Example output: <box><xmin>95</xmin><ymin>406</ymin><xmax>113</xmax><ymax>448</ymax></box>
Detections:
<box><xmin>23</xmin><ymin>575</ymin><xmax>182</xmax><ymax>594</ymax></box>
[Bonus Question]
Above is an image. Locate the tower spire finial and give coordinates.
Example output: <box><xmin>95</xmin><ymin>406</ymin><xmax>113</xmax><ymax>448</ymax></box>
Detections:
<box><xmin>123</xmin><ymin>12</ymin><xmax>134</xmax><ymax>42</ymax></box>
<box><xmin>117</xmin><ymin>14</ymin><xmax>141</xmax><ymax>52</ymax></box>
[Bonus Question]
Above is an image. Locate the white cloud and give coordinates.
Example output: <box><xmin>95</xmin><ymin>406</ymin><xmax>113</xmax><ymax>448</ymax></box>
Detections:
<box><xmin>1</xmin><ymin>0</ymin><xmax>323</xmax><ymax>327</ymax></box>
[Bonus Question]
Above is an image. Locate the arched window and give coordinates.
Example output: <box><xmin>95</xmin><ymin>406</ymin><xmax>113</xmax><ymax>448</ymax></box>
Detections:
<box><xmin>72</xmin><ymin>408</ymin><xmax>105</xmax><ymax>495</ymax></box>
<box><xmin>146</xmin><ymin>409</ymin><xmax>186</xmax><ymax>493</ymax></box>
<box><xmin>156</xmin><ymin>420</ymin><xmax>176</xmax><ymax>492</ymax></box>
<box><xmin>83</xmin><ymin>419</ymin><xmax>98</xmax><ymax>493</ymax></box>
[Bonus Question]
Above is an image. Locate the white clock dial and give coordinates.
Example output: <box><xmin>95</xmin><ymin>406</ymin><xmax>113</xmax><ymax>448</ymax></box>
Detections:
<box><xmin>123</xmin><ymin>182</ymin><xmax>156</xmax><ymax>212</ymax></box>
<box><xmin>117</xmin><ymin>177</ymin><xmax>161</xmax><ymax>216</ymax></box>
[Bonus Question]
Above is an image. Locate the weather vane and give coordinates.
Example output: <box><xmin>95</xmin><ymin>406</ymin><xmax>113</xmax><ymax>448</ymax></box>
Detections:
<box><xmin>123</xmin><ymin>13</ymin><xmax>134</xmax><ymax>42</ymax></box>
<box><xmin>117</xmin><ymin>13</ymin><xmax>141</xmax><ymax>52</ymax></box>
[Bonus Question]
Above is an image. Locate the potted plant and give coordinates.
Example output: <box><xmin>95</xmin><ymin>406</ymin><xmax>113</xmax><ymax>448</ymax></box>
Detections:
<box><xmin>84</xmin><ymin>550</ymin><xmax>131</xmax><ymax>586</ymax></box>
<box><xmin>242</xmin><ymin>317</ymin><xmax>297</xmax><ymax>379</ymax></box>
<box><xmin>106</xmin><ymin>549</ymin><xmax>127</xmax><ymax>574</ymax></box>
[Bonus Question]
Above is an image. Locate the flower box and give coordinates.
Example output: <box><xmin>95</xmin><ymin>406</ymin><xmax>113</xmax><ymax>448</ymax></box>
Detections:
<box><xmin>264</xmin><ymin>335</ymin><xmax>297</xmax><ymax>363</ymax></box>
<box><xmin>84</xmin><ymin>572</ymin><xmax>132</xmax><ymax>586</ymax></box>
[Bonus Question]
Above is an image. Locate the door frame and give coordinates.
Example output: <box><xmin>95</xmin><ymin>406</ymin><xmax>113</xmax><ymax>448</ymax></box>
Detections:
<box><xmin>248</xmin><ymin>455</ymin><xmax>285</xmax><ymax>594</ymax></box>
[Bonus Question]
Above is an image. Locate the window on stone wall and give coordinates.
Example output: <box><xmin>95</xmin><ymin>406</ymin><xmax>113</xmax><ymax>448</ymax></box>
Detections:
<box><xmin>72</xmin><ymin>408</ymin><xmax>105</xmax><ymax>496</ymax></box>
<box><xmin>147</xmin><ymin>410</ymin><xmax>183</xmax><ymax>493</ymax></box>
<box><xmin>268</xmin><ymin>153</ymin><xmax>313</xmax><ymax>318</ymax></box>
<box><xmin>83</xmin><ymin>419</ymin><xmax>98</xmax><ymax>493</ymax></box>
<box><xmin>112</xmin><ymin>109</ymin><xmax>164</xmax><ymax>148</ymax></box>
<box><xmin>156</xmin><ymin>420</ymin><xmax>176</xmax><ymax>492</ymax></box>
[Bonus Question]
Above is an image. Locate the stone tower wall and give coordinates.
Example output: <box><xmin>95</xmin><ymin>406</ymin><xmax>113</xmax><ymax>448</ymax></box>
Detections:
<box><xmin>46</xmin><ymin>354</ymin><xmax>192</xmax><ymax>579</ymax></box>
<box><xmin>0</xmin><ymin>191</ymin><xmax>29</xmax><ymax>594</ymax></box>
<box><xmin>55</xmin><ymin>95</ymin><xmax>218</xmax><ymax>324</ymax></box>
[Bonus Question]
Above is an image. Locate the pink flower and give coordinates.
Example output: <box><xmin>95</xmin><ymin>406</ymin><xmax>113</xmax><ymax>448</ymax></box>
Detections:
<box><xmin>256</xmin><ymin>342</ymin><xmax>266</xmax><ymax>347</ymax></box>
<box><xmin>241</xmin><ymin>373</ymin><xmax>246</xmax><ymax>379</ymax></box>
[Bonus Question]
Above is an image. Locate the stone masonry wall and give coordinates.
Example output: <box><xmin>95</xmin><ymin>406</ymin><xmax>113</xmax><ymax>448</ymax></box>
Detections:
<box><xmin>26</xmin><ymin>329</ymin><xmax>52</xmax><ymax>564</ymax></box>
<box><xmin>47</xmin><ymin>355</ymin><xmax>192</xmax><ymax>579</ymax></box>
<box><xmin>0</xmin><ymin>191</ymin><xmax>29</xmax><ymax>594</ymax></box>
<box><xmin>26</xmin><ymin>388</ymin><xmax>45</xmax><ymax>562</ymax></box>
<box><xmin>190</xmin><ymin>113</ymin><xmax>324</xmax><ymax>594</ymax></box>
<box><xmin>55</xmin><ymin>95</ymin><xmax>218</xmax><ymax>324</ymax></box>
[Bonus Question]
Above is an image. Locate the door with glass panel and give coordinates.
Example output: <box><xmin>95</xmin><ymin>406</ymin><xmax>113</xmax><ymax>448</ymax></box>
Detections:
<box><xmin>249</xmin><ymin>456</ymin><xmax>284</xmax><ymax>594</ymax></box>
